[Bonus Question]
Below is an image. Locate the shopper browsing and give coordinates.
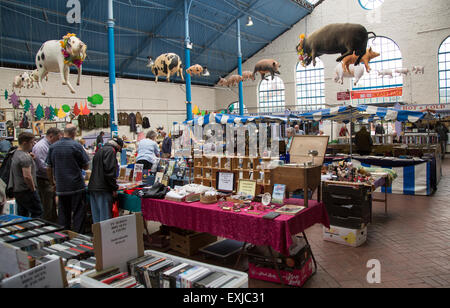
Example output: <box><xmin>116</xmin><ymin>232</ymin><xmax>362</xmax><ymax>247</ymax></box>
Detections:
<box><xmin>161</xmin><ymin>131</ymin><xmax>172</xmax><ymax>158</ymax></box>
<box><xmin>294</xmin><ymin>125</ymin><xmax>305</xmax><ymax>136</ymax></box>
<box><xmin>46</xmin><ymin>124</ymin><xmax>90</xmax><ymax>233</ymax></box>
<box><xmin>88</xmin><ymin>138</ymin><xmax>124</xmax><ymax>223</ymax></box>
<box><xmin>9</xmin><ymin>132</ymin><xmax>42</xmax><ymax>218</ymax></box>
<box><xmin>355</xmin><ymin>126</ymin><xmax>373</xmax><ymax>156</ymax></box>
<box><xmin>32</xmin><ymin>127</ymin><xmax>62</xmax><ymax>223</ymax></box>
<box><xmin>136</xmin><ymin>130</ymin><xmax>160</xmax><ymax>170</ymax></box>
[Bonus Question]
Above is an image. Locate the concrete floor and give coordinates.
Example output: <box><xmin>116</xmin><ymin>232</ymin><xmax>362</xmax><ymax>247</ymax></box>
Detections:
<box><xmin>146</xmin><ymin>158</ymin><xmax>450</xmax><ymax>288</ymax></box>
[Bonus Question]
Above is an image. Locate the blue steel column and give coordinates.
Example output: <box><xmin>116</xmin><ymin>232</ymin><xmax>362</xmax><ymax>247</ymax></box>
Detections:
<box><xmin>108</xmin><ymin>0</ymin><xmax>118</xmax><ymax>134</ymax></box>
<box><xmin>185</xmin><ymin>0</ymin><xmax>193</xmax><ymax>121</ymax></box>
<box><xmin>237</xmin><ymin>19</ymin><xmax>244</xmax><ymax>116</ymax></box>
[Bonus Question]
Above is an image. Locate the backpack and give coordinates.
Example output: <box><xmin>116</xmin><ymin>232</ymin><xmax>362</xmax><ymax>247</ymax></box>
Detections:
<box><xmin>0</xmin><ymin>146</ymin><xmax>18</xmax><ymax>198</ymax></box>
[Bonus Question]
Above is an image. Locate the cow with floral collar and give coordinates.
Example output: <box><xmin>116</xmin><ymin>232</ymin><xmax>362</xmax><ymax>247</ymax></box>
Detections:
<box><xmin>35</xmin><ymin>33</ymin><xmax>87</xmax><ymax>95</ymax></box>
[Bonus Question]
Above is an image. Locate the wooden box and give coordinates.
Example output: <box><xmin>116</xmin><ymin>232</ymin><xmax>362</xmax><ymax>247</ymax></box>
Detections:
<box><xmin>270</xmin><ymin>165</ymin><xmax>322</xmax><ymax>207</ymax></box>
<box><xmin>170</xmin><ymin>230</ymin><xmax>217</xmax><ymax>256</ymax></box>
<box><xmin>289</xmin><ymin>135</ymin><xmax>329</xmax><ymax>166</ymax></box>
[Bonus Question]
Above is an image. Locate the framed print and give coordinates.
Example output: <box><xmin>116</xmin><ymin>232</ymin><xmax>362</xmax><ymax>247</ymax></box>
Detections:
<box><xmin>272</xmin><ymin>184</ymin><xmax>286</xmax><ymax>205</ymax></box>
<box><xmin>216</xmin><ymin>172</ymin><xmax>235</xmax><ymax>193</ymax></box>
<box><xmin>32</xmin><ymin>121</ymin><xmax>45</xmax><ymax>136</ymax></box>
<box><xmin>0</xmin><ymin>122</ymin><xmax>6</xmax><ymax>131</ymax></box>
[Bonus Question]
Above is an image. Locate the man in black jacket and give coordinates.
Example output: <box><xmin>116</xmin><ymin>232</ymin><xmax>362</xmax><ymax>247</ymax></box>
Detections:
<box><xmin>88</xmin><ymin>138</ymin><xmax>124</xmax><ymax>223</ymax></box>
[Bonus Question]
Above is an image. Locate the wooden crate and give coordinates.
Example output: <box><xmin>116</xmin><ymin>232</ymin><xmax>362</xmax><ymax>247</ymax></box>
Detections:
<box><xmin>170</xmin><ymin>230</ymin><xmax>217</xmax><ymax>256</ymax></box>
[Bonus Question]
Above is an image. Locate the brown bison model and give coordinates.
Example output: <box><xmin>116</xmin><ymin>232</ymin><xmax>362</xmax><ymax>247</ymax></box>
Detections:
<box><xmin>147</xmin><ymin>53</ymin><xmax>184</xmax><ymax>83</ymax></box>
<box><xmin>253</xmin><ymin>59</ymin><xmax>281</xmax><ymax>81</ymax></box>
<box><xmin>296</xmin><ymin>23</ymin><xmax>376</xmax><ymax>67</ymax></box>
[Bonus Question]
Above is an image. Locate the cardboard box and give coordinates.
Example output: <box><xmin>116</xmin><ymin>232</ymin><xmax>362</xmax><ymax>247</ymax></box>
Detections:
<box><xmin>248</xmin><ymin>257</ymin><xmax>313</xmax><ymax>288</ymax></box>
<box><xmin>170</xmin><ymin>230</ymin><xmax>217</xmax><ymax>257</ymax></box>
<box><xmin>323</xmin><ymin>225</ymin><xmax>367</xmax><ymax>247</ymax></box>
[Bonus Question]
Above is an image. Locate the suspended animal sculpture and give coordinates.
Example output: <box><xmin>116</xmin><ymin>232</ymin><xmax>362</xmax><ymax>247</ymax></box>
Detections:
<box><xmin>186</xmin><ymin>64</ymin><xmax>204</xmax><ymax>76</ymax></box>
<box><xmin>30</xmin><ymin>69</ymin><xmax>48</xmax><ymax>88</ymax></box>
<box><xmin>296</xmin><ymin>23</ymin><xmax>376</xmax><ymax>67</ymax></box>
<box><xmin>35</xmin><ymin>33</ymin><xmax>87</xmax><ymax>95</ymax></box>
<box><xmin>412</xmin><ymin>66</ymin><xmax>425</xmax><ymax>74</ymax></box>
<box><xmin>217</xmin><ymin>78</ymin><xmax>229</xmax><ymax>87</ymax></box>
<box><xmin>253</xmin><ymin>59</ymin><xmax>281</xmax><ymax>81</ymax></box>
<box><xmin>378</xmin><ymin>69</ymin><xmax>394</xmax><ymax>78</ymax></box>
<box><xmin>395</xmin><ymin>68</ymin><xmax>410</xmax><ymax>76</ymax></box>
<box><xmin>341</xmin><ymin>47</ymin><xmax>380</xmax><ymax>73</ymax></box>
<box><xmin>242</xmin><ymin>71</ymin><xmax>256</xmax><ymax>81</ymax></box>
<box><xmin>335</xmin><ymin>63</ymin><xmax>366</xmax><ymax>86</ymax></box>
<box><xmin>147</xmin><ymin>53</ymin><xmax>184</xmax><ymax>83</ymax></box>
<box><xmin>227</xmin><ymin>75</ymin><xmax>244</xmax><ymax>87</ymax></box>
<box><xmin>12</xmin><ymin>72</ymin><xmax>32</xmax><ymax>93</ymax></box>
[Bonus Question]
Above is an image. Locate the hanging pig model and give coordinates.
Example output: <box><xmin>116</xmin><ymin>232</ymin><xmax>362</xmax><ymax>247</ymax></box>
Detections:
<box><xmin>227</xmin><ymin>75</ymin><xmax>244</xmax><ymax>87</ymax></box>
<box><xmin>147</xmin><ymin>53</ymin><xmax>184</xmax><ymax>83</ymax></box>
<box><xmin>35</xmin><ymin>33</ymin><xmax>87</xmax><ymax>95</ymax></box>
<box><xmin>378</xmin><ymin>69</ymin><xmax>394</xmax><ymax>78</ymax></box>
<box><xmin>296</xmin><ymin>23</ymin><xmax>376</xmax><ymax>67</ymax></box>
<box><xmin>186</xmin><ymin>64</ymin><xmax>204</xmax><ymax>76</ymax></box>
<box><xmin>242</xmin><ymin>71</ymin><xmax>255</xmax><ymax>81</ymax></box>
<box><xmin>341</xmin><ymin>47</ymin><xmax>380</xmax><ymax>73</ymax></box>
<box><xmin>335</xmin><ymin>63</ymin><xmax>366</xmax><ymax>86</ymax></box>
<box><xmin>395</xmin><ymin>68</ymin><xmax>410</xmax><ymax>76</ymax></box>
<box><xmin>217</xmin><ymin>77</ymin><xmax>229</xmax><ymax>87</ymax></box>
<box><xmin>253</xmin><ymin>59</ymin><xmax>281</xmax><ymax>81</ymax></box>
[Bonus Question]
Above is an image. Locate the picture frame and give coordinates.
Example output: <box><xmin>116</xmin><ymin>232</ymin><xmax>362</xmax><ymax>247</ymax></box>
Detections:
<box><xmin>272</xmin><ymin>184</ymin><xmax>286</xmax><ymax>205</ymax></box>
<box><xmin>0</xmin><ymin>122</ymin><xmax>6</xmax><ymax>131</ymax></box>
<box><xmin>216</xmin><ymin>172</ymin><xmax>235</xmax><ymax>193</ymax></box>
<box><xmin>32</xmin><ymin>121</ymin><xmax>45</xmax><ymax>136</ymax></box>
<box><xmin>154</xmin><ymin>172</ymin><xmax>164</xmax><ymax>184</ymax></box>
<box><xmin>237</xmin><ymin>179</ymin><xmax>257</xmax><ymax>198</ymax></box>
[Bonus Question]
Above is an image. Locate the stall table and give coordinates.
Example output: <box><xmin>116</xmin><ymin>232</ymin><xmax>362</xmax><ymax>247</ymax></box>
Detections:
<box><xmin>141</xmin><ymin>197</ymin><xmax>329</xmax><ymax>285</ymax></box>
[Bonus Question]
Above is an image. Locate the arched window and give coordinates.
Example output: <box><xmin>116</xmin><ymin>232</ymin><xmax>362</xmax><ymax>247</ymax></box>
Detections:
<box><xmin>359</xmin><ymin>0</ymin><xmax>384</xmax><ymax>10</ymax></box>
<box><xmin>352</xmin><ymin>36</ymin><xmax>403</xmax><ymax>104</ymax></box>
<box><xmin>258</xmin><ymin>76</ymin><xmax>285</xmax><ymax>114</ymax></box>
<box><xmin>296</xmin><ymin>58</ymin><xmax>325</xmax><ymax>112</ymax></box>
<box><xmin>439</xmin><ymin>36</ymin><xmax>450</xmax><ymax>104</ymax></box>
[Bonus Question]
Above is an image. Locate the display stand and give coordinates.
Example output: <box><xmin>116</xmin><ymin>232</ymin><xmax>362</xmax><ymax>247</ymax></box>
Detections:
<box><xmin>193</xmin><ymin>156</ymin><xmax>272</xmax><ymax>193</ymax></box>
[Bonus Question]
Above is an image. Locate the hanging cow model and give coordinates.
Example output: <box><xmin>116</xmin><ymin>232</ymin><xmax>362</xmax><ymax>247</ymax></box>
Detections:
<box><xmin>297</xmin><ymin>23</ymin><xmax>376</xmax><ymax>67</ymax></box>
<box><xmin>147</xmin><ymin>53</ymin><xmax>184</xmax><ymax>83</ymax></box>
<box><xmin>35</xmin><ymin>33</ymin><xmax>87</xmax><ymax>95</ymax></box>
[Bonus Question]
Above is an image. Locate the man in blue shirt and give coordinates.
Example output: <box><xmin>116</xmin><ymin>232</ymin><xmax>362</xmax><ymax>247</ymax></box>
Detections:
<box><xmin>136</xmin><ymin>130</ymin><xmax>160</xmax><ymax>170</ymax></box>
<box><xmin>46</xmin><ymin>124</ymin><xmax>90</xmax><ymax>233</ymax></box>
<box><xmin>32</xmin><ymin>127</ymin><xmax>62</xmax><ymax>223</ymax></box>
<box><xmin>161</xmin><ymin>131</ymin><xmax>172</xmax><ymax>158</ymax></box>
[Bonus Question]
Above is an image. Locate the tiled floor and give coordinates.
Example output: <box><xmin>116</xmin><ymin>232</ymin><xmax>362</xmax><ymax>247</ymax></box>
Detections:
<box><xmin>299</xmin><ymin>158</ymin><xmax>450</xmax><ymax>288</ymax></box>
<box><xmin>147</xmin><ymin>158</ymin><xmax>450</xmax><ymax>288</ymax></box>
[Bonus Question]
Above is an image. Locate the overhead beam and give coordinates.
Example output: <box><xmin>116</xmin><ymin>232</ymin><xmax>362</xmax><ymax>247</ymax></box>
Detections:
<box><xmin>117</xmin><ymin>1</ymin><xmax>184</xmax><ymax>74</ymax></box>
<box><xmin>191</xmin><ymin>0</ymin><xmax>260</xmax><ymax>65</ymax></box>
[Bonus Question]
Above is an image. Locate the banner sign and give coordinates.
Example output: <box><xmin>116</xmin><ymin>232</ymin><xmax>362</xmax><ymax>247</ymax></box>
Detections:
<box><xmin>401</xmin><ymin>103</ymin><xmax>450</xmax><ymax>112</ymax></box>
<box><xmin>351</xmin><ymin>87</ymin><xmax>403</xmax><ymax>100</ymax></box>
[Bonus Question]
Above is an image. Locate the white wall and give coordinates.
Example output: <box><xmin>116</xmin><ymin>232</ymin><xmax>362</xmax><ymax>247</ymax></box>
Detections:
<box><xmin>0</xmin><ymin>67</ymin><xmax>216</xmax><ymax>140</ymax></box>
<box><xmin>216</xmin><ymin>0</ymin><xmax>450</xmax><ymax>114</ymax></box>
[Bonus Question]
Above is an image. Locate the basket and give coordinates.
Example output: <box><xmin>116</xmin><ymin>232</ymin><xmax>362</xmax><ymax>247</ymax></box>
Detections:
<box><xmin>200</xmin><ymin>193</ymin><xmax>217</xmax><ymax>204</ymax></box>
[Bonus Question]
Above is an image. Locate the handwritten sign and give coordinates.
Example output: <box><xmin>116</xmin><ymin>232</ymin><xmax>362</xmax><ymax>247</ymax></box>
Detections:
<box><xmin>238</xmin><ymin>180</ymin><xmax>257</xmax><ymax>197</ymax></box>
<box><xmin>217</xmin><ymin>172</ymin><xmax>234</xmax><ymax>192</ymax></box>
<box><xmin>1</xmin><ymin>257</ymin><xmax>65</xmax><ymax>288</ymax></box>
<box><xmin>93</xmin><ymin>214</ymin><xmax>144</xmax><ymax>272</ymax></box>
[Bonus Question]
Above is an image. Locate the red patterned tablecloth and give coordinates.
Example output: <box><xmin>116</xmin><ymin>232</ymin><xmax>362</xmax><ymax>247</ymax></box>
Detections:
<box><xmin>141</xmin><ymin>198</ymin><xmax>329</xmax><ymax>256</ymax></box>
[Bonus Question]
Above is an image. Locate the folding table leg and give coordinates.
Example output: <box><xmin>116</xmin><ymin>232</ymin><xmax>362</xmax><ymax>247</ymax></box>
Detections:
<box><xmin>267</xmin><ymin>246</ymin><xmax>285</xmax><ymax>286</ymax></box>
<box><xmin>234</xmin><ymin>242</ymin><xmax>247</xmax><ymax>270</ymax></box>
<box><xmin>302</xmin><ymin>232</ymin><xmax>317</xmax><ymax>275</ymax></box>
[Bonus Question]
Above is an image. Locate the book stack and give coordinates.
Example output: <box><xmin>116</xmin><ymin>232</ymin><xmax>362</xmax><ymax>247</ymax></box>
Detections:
<box><xmin>126</xmin><ymin>253</ymin><xmax>242</xmax><ymax>288</ymax></box>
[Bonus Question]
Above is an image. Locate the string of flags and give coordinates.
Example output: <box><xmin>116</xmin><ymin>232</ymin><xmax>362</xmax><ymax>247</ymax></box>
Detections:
<box><xmin>3</xmin><ymin>90</ymin><xmax>102</xmax><ymax>121</ymax></box>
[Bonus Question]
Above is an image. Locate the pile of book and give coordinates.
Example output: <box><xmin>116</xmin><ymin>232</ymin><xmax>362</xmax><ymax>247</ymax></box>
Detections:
<box><xmin>126</xmin><ymin>253</ymin><xmax>240</xmax><ymax>288</ymax></box>
<box><xmin>88</xmin><ymin>267</ymin><xmax>145</xmax><ymax>288</ymax></box>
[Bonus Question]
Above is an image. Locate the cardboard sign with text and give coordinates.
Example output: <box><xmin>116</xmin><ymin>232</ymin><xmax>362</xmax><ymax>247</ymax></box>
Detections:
<box><xmin>92</xmin><ymin>213</ymin><xmax>144</xmax><ymax>273</ymax></box>
<box><xmin>0</xmin><ymin>257</ymin><xmax>67</xmax><ymax>288</ymax></box>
